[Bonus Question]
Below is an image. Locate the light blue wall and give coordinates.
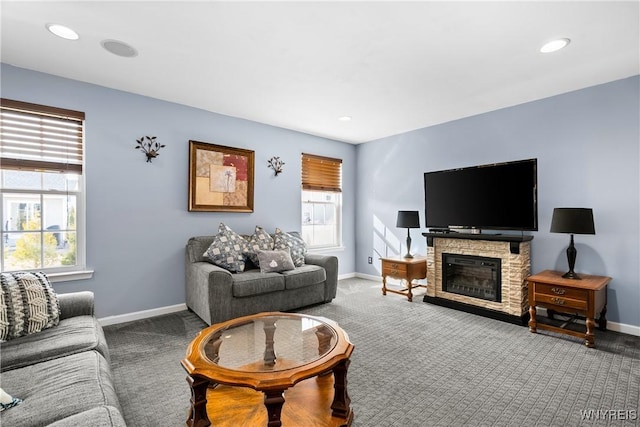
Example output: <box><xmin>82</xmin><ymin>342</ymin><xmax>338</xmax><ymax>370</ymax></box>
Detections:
<box><xmin>355</xmin><ymin>76</ymin><xmax>640</xmax><ymax>328</ymax></box>
<box><xmin>1</xmin><ymin>64</ymin><xmax>357</xmax><ymax>318</ymax></box>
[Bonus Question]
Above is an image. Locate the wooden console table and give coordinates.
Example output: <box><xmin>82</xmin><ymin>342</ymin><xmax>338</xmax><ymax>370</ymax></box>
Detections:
<box><xmin>380</xmin><ymin>256</ymin><xmax>427</xmax><ymax>302</ymax></box>
<box><xmin>527</xmin><ymin>270</ymin><xmax>611</xmax><ymax>348</ymax></box>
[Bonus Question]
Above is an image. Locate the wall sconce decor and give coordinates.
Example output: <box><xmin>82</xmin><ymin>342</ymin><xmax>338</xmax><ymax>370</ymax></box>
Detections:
<box><xmin>135</xmin><ymin>136</ymin><xmax>165</xmax><ymax>163</ymax></box>
<box><xmin>267</xmin><ymin>156</ymin><xmax>285</xmax><ymax>176</ymax></box>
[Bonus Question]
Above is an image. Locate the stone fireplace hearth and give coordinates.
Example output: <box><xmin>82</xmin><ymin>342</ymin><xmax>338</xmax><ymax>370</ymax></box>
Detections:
<box><xmin>423</xmin><ymin>233</ymin><xmax>533</xmax><ymax>324</ymax></box>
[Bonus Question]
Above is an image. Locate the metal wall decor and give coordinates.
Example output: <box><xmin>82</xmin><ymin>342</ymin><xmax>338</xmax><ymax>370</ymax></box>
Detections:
<box><xmin>267</xmin><ymin>156</ymin><xmax>285</xmax><ymax>176</ymax></box>
<box><xmin>188</xmin><ymin>140</ymin><xmax>255</xmax><ymax>212</ymax></box>
<box><xmin>135</xmin><ymin>136</ymin><xmax>165</xmax><ymax>162</ymax></box>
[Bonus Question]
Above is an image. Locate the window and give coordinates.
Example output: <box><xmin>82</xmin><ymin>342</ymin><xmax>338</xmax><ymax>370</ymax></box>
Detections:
<box><xmin>1</xmin><ymin>99</ymin><xmax>86</xmax><ymax>276</ymax></box>
<box><xmin>301</xmin><ymin>153</ymin><xmax>342</xmax><ymax>249</ymax></box>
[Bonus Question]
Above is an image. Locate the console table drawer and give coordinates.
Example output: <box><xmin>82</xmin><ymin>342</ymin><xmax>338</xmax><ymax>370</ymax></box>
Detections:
<box><xmin>535</xmin><ymin>283</ymin><xmax>587</xmax><ymax>300</ymax></box>
<box><xmin>534</xmin><ymin>293</ymin><xmax>587</xmax><ymax>311</ymax></box>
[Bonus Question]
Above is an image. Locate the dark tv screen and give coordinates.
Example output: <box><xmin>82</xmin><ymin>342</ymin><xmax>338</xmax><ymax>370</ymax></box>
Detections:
<box><xmin>424</xmin><ymin>159</ymin><xmax>538</xmax><ymax>231</ymax></box>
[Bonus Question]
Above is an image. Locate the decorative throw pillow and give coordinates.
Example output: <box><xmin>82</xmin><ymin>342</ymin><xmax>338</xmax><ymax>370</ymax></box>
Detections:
<box><xmin>0</xmin><ymin>271</ymin><xmax>60</xmax><ymax>342</ymax></box>
<box><xmin>203</xmin><ymin>223</ymin><xmax>250</xmax><ymax>273</ymax></box>
<box><xmin>257</xmin><ymin>249</ymin><xmax>296</xmax><ymax>273</ymax></box>
<box><xmin>244</xmin><ymin>226</ymin><xmax>274</xmax><ymax>267</ymax></box>
<box><xmin>0</xmin><ymin>388</ymin><xmax>22</xmax><ymax>412</ymax></box>
<box><xmin>273</xmin><ymin>228</ymin><xmax>307</xmax><ymax>267</ymax></box>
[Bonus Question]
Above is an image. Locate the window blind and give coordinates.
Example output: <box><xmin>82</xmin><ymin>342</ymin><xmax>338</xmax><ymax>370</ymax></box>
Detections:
<box><xmin>301</xmin><ymin>153</ymin><xmax>342</xmax><ymax>192</ymax></box>
<box><xmin>0</xmin><ymin>98</ymin><xmax>84</xmax><ymax>173</ymax></box>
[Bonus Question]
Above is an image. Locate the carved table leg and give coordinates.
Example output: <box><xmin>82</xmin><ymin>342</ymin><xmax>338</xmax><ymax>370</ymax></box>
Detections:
<box><xmin>382</xmin><ymin>275</ymin><xmax>387</xmax><ymax>296</ymax></box>
<box><xmin>315</xmin><ymin>325</ymin><xmax>333</xmax><ymax>355</ymax></box>
<box><xmin>597</xmin><ymin>305</ymin><xmax>607</xmax><ymax>331</ymax></box>
<box><xmin>264</xmin><ymin>390</ymin><xmax>285</xmax><ymax>427</ymax></box>
<box><xmin>331</xmin><ymin>358</ymin><xmax>352</xmax><ymax>419</ymax></box>
<box><xmin>186</xmin><ymin>375</ymin><xmax>211</xmax><ymax>427</ymax></box>
<box><xmin>263</xmin><ymin>318</ymin><xmax>277</xmax><ymax>366</ymax></box>
<box><xmin>528</xmin><ymin>305</ymin><xmax>537</xmax><ymax>333</ymax></box>
<box><xmin>406</xmin><ymin>279</ymin><xmax>413</xmax><ymax>302</ymax></box>
<box><xmin>585</xmin><ymin>317</ymin><xmax>596</xmax><ymax>348</ymax></box>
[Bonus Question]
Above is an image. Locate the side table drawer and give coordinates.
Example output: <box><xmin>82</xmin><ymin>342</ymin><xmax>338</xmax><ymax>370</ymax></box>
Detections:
<box><xmin>535</xmin><ymin>283</ymin><xmax>588</xmax><ymax>300</ymax></box>
<box><xmin>535</xmin><ymin>293</ymin><xmax>587</xmax><ymax>311</ymax></box>
<box><xmin>382</xmin><ymin>264</ymin><xmax>407</xmax><ymax>278</ymax></box>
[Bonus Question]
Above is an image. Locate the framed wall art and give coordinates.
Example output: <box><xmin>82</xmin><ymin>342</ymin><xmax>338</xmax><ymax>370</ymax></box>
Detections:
<box><xmin>188</xmin><ymin>140</ymin><xmax>255</xmax><ymax>212</ymax></box>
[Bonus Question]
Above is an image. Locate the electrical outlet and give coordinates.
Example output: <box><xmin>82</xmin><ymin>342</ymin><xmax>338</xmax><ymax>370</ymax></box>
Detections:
<box><xmin>367</xmin><ymin>257</ymin><xmax>373</xmax><ymax>264</ymax></box>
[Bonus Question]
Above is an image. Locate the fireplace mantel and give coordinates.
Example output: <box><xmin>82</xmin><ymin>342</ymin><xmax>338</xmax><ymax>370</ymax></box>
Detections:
<box><xmin>422</xmin><ymin>232</ymin><xmax>533</xmax><ymax>324</ymax></box>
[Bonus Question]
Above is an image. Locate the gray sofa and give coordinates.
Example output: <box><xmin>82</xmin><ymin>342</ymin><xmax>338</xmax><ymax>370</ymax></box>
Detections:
<box><xmin>0</xmin><ymin>291</ymin><xmax>126</xmax><ymax>427</ymax></box>
<box><xmin>186</xmin><ymin>235</ymin><xmax>339</xmax><ymax>325</ymax></box>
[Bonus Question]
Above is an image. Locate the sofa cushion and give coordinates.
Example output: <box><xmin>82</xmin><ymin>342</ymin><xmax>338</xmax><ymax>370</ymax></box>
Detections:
<box><xmin>0</xmin><ymin>350</ymin><xmax>120</xmax><ymax>427</ymax></box>
<box><xmin>245</xmin><ymin>226</ymin><xmax>274</xmax><ymax>267</ymax></box>
<box><xmin>0</xmin><ymin>271</ymin><xmax>60</xmax><ymax>342</ymax></box>
<box><xmin>282</xmin><ymin>264</ymin><xmax>326</xmax><ymax>290</ymax></box>
<box><xmin>257</xmin><ymin>249</ymin><xmax>296</xmax><ymax>273</ymax></box>
<box><xmin>203</xmin><ymin>223</ymin><xmax>250</xmax><ymax>273</ymax></box>
<box><xmin>273</xmin><ymin>229</ymin><xmax>307</xmax><ymax>267</ymax></box>
<box><xmin>46</xmin><ymin>406</ymin><xmax>127</xmax><ymax>427</ymax></box>
<box><xmin>231</xmin><ymin>271</ymin><xmax>285</xmax><ymax>297</ymax></box>
<box><xmin>0</xmin><ymin>315</ymin><xmax>110</xmax><ymax>372</ymax></box>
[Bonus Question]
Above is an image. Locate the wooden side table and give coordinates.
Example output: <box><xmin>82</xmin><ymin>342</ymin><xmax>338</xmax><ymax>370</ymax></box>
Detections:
<box><xmin>380</xmin><ymin>256</ymin><xmax>427</xmax><ymax>302</ymax></box>
<box><xmin>527</xmin><ymin>270</ymin><xmax>611</xmax><ymax>348</ymax></box>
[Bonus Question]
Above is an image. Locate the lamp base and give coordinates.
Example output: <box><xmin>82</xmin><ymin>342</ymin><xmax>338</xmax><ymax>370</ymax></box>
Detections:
<box><xmin>403</xmin><ymin>253</ymin><xmax>414</xmax><ymax>259</ymax></box>
<box><xmin>562</xmin><ymin>271</ymin><xmax>582</xmax><ymax>280</ymax></box>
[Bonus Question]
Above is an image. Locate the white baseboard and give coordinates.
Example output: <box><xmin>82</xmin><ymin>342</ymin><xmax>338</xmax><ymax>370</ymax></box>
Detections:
<box><xmin>354</xmin><ymin>272</ymin><xmax>380</xmax><ymax>282</ymax></box>
<box><xmin>337</xmin><ymin>272</ymin><xmax>357</xmax><ymax>280</ymax></box>
<box><xmin>99</xmin><ymin>303</ymin><xmax>187</xmax><ymax>326</ymax></box>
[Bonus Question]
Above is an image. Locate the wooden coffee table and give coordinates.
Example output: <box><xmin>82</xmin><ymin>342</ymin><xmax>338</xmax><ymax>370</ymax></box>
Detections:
<box><xmin>181</xmin><ymin>312</ymin><xmax>354</xmax><ymax>427</ymax></box>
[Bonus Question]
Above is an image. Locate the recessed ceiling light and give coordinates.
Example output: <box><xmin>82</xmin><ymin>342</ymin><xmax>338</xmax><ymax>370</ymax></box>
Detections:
<box><xmin>540</xmin><ymin>38</ymin><xmax>570</xmax><ymax>53</ymax></box>
<box><xmin>101</xmin><ymin>39</ymin><xmax>138</xmax><ymax>58</ymax></box>
<box><xmin>45</xmin><ymin>23</ymin><xmax>79</xmax><ymax>40</ymax></box>
<box><xmin>338</xmin><ymin>116</ymin><xmax>352</xmax><ymax>122</ymax></box>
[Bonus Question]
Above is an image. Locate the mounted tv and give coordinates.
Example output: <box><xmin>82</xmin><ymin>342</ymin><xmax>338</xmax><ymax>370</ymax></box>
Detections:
<box><xmin>424</xmin><ymin>158</ymin><xmax>538</xmax><ymax>232</ymax></box>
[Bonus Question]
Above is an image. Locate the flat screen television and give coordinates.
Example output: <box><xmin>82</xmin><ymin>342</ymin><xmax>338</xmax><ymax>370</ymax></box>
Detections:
<box><xmin>424</xmin><ymin>158</ymin><xmax>538</xmax><ymax>231</ymax></box>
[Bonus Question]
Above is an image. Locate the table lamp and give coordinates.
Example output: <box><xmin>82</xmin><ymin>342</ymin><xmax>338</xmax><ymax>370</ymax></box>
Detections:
<box><xmin>550</xmin><ymin>208</ymin><xmax>595</xmax><ymax>279</ymax></box>
<box><xmin>396</xmin><ymin>210</ymin><xmax>420</xmax><ymax>258</ymax></box>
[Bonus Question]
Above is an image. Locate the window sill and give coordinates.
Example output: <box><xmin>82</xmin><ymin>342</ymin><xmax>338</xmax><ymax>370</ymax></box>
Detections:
<box><xmin>308</xmin><ymin>246</ymin><xmax>345</xmax><ymax>254</ymax></box>
<box><xmin>47</xmin><ymin>270</ymin><xmax>94</xmax><ymax>283</ymax></box>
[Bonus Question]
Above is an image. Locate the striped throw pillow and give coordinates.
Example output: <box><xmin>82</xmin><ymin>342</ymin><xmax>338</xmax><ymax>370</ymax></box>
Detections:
<box><xmin>0</xmin><ymin>272</ymin><xmax>60</xmax><ymax>342</ymax></box>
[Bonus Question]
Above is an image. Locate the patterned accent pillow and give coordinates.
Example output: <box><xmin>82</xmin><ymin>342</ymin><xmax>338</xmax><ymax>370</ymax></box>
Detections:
<box><xmin>0</xmin><ymin>271</ymin><xmax>60</xmax><ymax>342</ymax></box>
<box><xmin>257</xmin><ymin>249</ymin><xmax>296</xmax><ymax>273</ymax></box>
<box><xmin>245</xmin><ymin>226</ymin><xmax>275</xmax><ymax>267</ymax></box>
<box><xmin>203</xmin><ymin>223</ymin><xmax>250</xmax><ymax>273</ymax></box>
<box><xmin>273</xmin><ymin>229</ymin><xmax>307</xmax><ymax>267</ymax></box>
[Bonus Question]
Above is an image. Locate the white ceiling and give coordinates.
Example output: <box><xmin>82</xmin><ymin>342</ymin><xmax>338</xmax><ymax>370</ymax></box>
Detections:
<box><xmin>1</xmin><ymin>1</ymin><xmax>639</xmax><ymax>144</ymax></box>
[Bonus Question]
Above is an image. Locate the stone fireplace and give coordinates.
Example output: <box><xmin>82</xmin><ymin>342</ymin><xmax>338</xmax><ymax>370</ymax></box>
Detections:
<box><xmin>423</xmin><ymin>233</ymin><xmax>533</xmax><ymax>324</ymax></box>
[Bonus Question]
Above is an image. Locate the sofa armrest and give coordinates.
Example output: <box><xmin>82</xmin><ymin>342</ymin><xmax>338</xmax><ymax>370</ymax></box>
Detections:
<box><xmin>186</xmin><ymin>261</ymin><xmax>235</xmax><ymax>325</ymax></box>
<box><xmin>305</xmin><ymin>254</ymin><xmax>339</xmax><ymax>302</ymax></box>
<box><xmin>57</xmin><ymin>291</ymin><xmax>95</xmax><ymax>320</ymax></box>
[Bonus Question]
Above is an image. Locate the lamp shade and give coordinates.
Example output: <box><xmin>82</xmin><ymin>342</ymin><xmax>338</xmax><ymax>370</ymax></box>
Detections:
<box><xmin>550</xmin><ymin>208</ymin><xmax>595</xmax><ymax>235</ymax></box>
<box><xmin>396</xmin><ymin>210</ymin><xmax>420</xmax><ymax>229</ymax></box>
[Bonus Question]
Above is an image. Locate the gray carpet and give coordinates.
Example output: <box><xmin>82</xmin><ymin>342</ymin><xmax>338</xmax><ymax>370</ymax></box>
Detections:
<box><xmin>103</xmin><ymin>278</ymin><xmax>640</xmax><ymax>426</ymax></box>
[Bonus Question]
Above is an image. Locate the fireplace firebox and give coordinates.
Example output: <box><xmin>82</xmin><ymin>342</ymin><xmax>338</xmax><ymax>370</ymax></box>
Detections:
<box><xmin>443</xmin><ymin>254</ymin><xmax>501</xmax><ymax>302</ymax></box>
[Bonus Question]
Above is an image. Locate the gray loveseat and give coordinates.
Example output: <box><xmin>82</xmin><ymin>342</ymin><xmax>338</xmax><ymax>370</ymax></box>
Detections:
<box><xmin>0</xmin><ymin>291</ymin><xmax>126</xmax><ymax>426</ymax></box>
<box><xmin>185</xmin><ymin>235</ymin><xmax>339</xmax><ymax>325</ymax></box>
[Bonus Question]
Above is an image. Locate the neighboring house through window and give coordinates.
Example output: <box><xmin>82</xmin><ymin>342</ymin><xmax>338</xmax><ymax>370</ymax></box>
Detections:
<box><xmin>0</xmin><ymin>99</ymin><xmax>86</xmax><ymax>277</ymax></box>
<box><xmin>301</xmin><ymin>153</ymin><xmax>342</xmax><ymax>249</ymax></box>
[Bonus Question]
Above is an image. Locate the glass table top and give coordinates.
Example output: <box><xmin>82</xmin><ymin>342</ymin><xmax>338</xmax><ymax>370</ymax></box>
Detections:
<box><xmin>201</xmin><ymin>313</ymin><xmax>338</xmax><ymax>373</ymax></box>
